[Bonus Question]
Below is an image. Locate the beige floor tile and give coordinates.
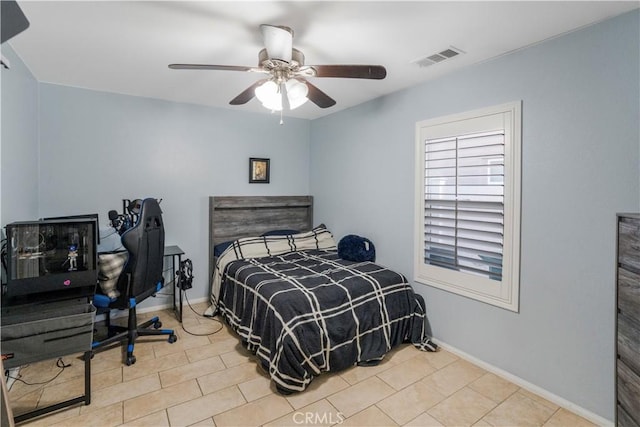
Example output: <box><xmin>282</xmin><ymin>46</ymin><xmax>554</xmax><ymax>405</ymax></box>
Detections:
<box><xmin>122</xmin><ymin>351</ymin><xmax>189</xmax><ymax>381</ymax></box>
<box><xmin>220</xmin><ymin>346</ymin><xmax>255</xmax><ymax>368</ymax></box>
<box><xmin>265</xmin><ymin>399</ymin><xmax>340</xmax><ymax>427</ymax></box>
<box><xmin>94</xmin><ymin>366</ymin><xmax>124</xmax><ymax>389</ymax></box>
<box><xmin>403</xmin><ymin>412</ymin><xmax>444</xmax><ymax>427</ymax></box>
<box><xmin>91</xmin><ymin>353</ymin><xmax>132</xmax><ymax>375</ymax></box>
<box><xmin>120</xmin><ymin>409</ymin><xmax>170</xmax><ymax>426</ymax></box>
<box><xmin>198</xmin><ymin>362</ymin><xmax>267</xmax><ymax>395</ymax></box>
<box><xmin>482</xmin><ymin>390</ymin><xmax>557</xmax><ymax>426</ymax></box>
<box><xmin>385</xmin><ymin>344</ymin><xmax>423</xmax><ymax>364</ymax></box>
<box><xmin>238</xmin><ymin>376</ymin><xmax>274</xmax><ymax>402</ymax></box>
<box><xmin>51</xmin><ymin>402</ymin><xmax>123</xmax><ymax>426</ymax></box>
<box><xmin>519</xmin><ymin>388</ymin><xmax>560</xmax><ymax>411</ymax></box>
<box><xmin>153</xmin><ymin>334</ymin><xmax>211</xmax><ymax>358</ymax></box>
<box><xmin>427</xmin><ymin>387</ymin><xmax>497</xmax><ymax>426</ymax></box>
<box><xmin>213</xmin><ymin>393</ymin><xmax>294</xmax><ymax>426</ymax></box>
<box><xmin>421</xmin><ymin>359</ymin><xmax>486</xmax><ymax>397</ymax></box>
<box><xmin>159</xmin><ymin>355</ymin><xmax>225</xmax><ymax>387</ymax></box>
<box><xmin>468</xmin><ymin>372</ymin><xmax>519</xmax><ymax>403</ymax></box>
<box><xmin>188</xmin><ymin>417</ymin><xmax>216</xmax><ymax>426</ymax></box>
<box><xmin>339</xmin><ymin>358</ymin><xmax>397</xmax><ymax>385</ymax></box>
<box><xmin>377</xmin><ymin>355</ymin><xmax>436</xmax><ymax>390</ymax></box>
<box><xmin>326</xmin><ymin>376</ymin><xmax>396</xmax><ymax>418</ymax></box>
<box><xmin>341</xmin><ymin>405</ymin><xmax>398</xmax><ymax>427</ymax></box>
<box><xmin>123</xmin><ymin>379</ymin><xmax>202</xmax><ymax>422</ymax></box>
<box><xmin>543</xmin><ymin>408</ymin><xmax>597</xmax><ymax>427</ymax></box>
<box><xmin>166</xmin><ymin>386</ymin><xmax>246</xmax><ymax>427</ymax></box>
<box><xmin>184</xmin><ymin>337</ymin><xmax>239</xmax><ymax>363</ymax></box>
<box><xmin>123</xmin><ymin>351</ymin><xmax>188</xmax><ymax>382</ymax></box>
<box><xmin>376</xmin><ymin>377</ymin><xmax>446</xmax><ymax>425</ymax></box>
<box><xmin>80</xmin><ymin>373</ymin><xmax>161</xmax><ymax>413</ymax></box>
<box><xmin>420</xmin><ymin>349</ymin><xmax>458</xmax><ymax>370</ymax></box>
<box><xmin>285</xmin><ymin>374</ymin><xmax>351</xmax><ymax>410</ymax></box>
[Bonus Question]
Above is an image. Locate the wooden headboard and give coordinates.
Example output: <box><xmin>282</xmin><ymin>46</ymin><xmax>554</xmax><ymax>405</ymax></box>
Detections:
<box><xmin>208</xmin><ymin>195</ymin><xmax>314</xmax><ymax>283</ymax></box>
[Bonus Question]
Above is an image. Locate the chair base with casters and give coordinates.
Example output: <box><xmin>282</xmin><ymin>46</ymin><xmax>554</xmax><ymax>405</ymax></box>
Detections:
<box><xmin>92</xmin><ymin>285</ymin><xmax>178</xmax><ymax>366</ymax></box>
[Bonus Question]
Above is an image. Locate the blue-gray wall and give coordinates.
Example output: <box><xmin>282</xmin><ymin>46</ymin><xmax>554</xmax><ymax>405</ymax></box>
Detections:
<box><xmin>310</xmin><ymin>9</ymin><xmax>639</xmax><ymax>421</ymax></box>
<box><xmin>1</xmin><ymin>44</ymin><xmax>39</xmax><ymax>226</ymax></box>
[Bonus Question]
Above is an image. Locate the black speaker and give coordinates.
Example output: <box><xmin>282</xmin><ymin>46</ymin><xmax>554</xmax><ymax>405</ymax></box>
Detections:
<box><xmin>1</xmin><ymin>1</ymin><xmax>30</xmax><ymax>44</ymax></box>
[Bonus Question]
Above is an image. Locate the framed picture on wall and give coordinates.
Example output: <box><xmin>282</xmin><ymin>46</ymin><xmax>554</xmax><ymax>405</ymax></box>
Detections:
<box><xmin>249</xmin><ymin>158</ymin><xmax>270</xmax><ymax>183</ymax></box>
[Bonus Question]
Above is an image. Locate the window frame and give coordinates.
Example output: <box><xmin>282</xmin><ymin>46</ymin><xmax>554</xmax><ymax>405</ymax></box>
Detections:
<box><xmin>414</xmin><ymin>101</ymin><xmax>522</xmax><ymax>312</ymax></box>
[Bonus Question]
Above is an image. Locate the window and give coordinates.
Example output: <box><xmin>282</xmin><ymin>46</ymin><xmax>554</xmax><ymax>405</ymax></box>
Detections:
<box><xmin>414</xmin><ymin>102</ymin><xmax>521</xmax><ymax>311</ymax></box>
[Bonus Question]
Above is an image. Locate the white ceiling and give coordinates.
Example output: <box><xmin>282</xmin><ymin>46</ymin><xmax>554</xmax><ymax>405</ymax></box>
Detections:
<box><xmin>7</xmin><ymin>1</ymin><xmax>639</xmax><ymax>120</ymax></box>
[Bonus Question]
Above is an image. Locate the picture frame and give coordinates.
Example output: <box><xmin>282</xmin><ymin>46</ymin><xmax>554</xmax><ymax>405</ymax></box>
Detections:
<box><xmin>249</xmin><ymin>158</ymin><xmax>270</xmax><ymax>183</ymax></box>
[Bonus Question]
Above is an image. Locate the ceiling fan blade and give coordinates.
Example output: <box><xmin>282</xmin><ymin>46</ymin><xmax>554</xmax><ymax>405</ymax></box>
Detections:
<box><xmin>305</xmin><ymin>65</ymin><xmax>387</xmax><ymax>79</ymax></box>
<box><xmin>229</xmin><ymin>79</ymin><xmax>268</xmax><ymax>105</ymax></box>
<box><xmin>260</xmin><ymin>24</ymin><xmax>293</xmax><ymax>63</ymax></box>
<box><xmin>304</xmin><ymin>81</ymin><xmax>336</xmax><ymax>108</ymax></box>
<box><xmin>169</xmin><ymin>64</ymin><xmax>255</xmax><ymax>72</ymax></box>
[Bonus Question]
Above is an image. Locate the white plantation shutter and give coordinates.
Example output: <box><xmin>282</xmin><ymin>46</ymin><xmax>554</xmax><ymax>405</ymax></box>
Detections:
<box><xmin>424</xmin><ymin>131</ymin><xmax>505</xmax><ymax>281</ymax></box>
<box><xmin>415</xmin><ymin>102</ymin><xmax>521</xmax><ymax>311</ymax></box>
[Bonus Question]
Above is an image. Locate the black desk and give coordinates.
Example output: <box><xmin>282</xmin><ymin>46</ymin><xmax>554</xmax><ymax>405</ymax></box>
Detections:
<box><xmin>164</xmin><ymin>245</ymin><xmax>184</xmax><ymax>322</ymax></box>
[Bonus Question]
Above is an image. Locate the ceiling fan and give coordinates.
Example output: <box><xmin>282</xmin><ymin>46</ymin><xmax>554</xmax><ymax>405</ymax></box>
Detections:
<box><xmin>169</xmin><ymin>24</ymin><xmax>386</xmax><ymax>112</ymax></box>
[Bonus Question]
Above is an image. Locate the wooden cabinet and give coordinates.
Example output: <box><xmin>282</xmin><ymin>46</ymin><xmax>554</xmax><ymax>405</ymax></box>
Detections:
<box><xmin>617</xmin><ymin>213</ymin><xmax>640</xmax><ymax>426</ymax></box>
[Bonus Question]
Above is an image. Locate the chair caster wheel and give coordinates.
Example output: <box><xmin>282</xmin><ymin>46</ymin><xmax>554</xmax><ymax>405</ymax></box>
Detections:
<box><xmin>168</xmin><ymin>334</ymin><xmax>178</xmax><ymax>344</ymax></box>
<box><xmin>126</xmin><ymin>355</ymin><xmax>136</xmax><ymax>366</ymax></box>
<box><xmin>153</xmin><ymin>321</ymin><xmax>162</xmax><ymax>329</ymax></box>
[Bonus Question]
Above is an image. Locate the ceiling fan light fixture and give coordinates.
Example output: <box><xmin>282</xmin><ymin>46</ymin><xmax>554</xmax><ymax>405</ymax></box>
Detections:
<box><xmin>285</xmin><ymin>79</ymin><xmax>308</xmax><ymax>110</ymax></box>
<box><xmin>255</xmin><ymin>80</ymin><xmax>282</xmax><ymax>111</ymax></box>
<box><xmin>255</xmin><ymin>79</ymin><xmax>308</xmax><ymax>111</ymax></box>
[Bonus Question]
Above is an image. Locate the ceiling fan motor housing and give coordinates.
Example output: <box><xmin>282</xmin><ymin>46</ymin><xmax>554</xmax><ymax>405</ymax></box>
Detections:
<box><xmin>258</xmin><ymin>48</ymin><xmax>305</xmax><ymax>67</ymax></box>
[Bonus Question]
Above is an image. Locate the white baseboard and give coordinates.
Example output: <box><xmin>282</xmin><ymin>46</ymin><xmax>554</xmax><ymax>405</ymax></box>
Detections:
<box><xmin>433</xmin><ymin>339</ymin><xmax>613</xmax><ymax>427</ymax></box>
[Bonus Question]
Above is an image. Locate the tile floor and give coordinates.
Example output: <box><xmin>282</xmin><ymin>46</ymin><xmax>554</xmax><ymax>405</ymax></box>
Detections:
<box><xmin>7</xmin><ymin>303</ymin><xmax>597</xmax><ymax>427</ymax></box>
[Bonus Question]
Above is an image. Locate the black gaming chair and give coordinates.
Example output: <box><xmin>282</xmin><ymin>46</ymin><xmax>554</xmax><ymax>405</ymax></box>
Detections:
<box><xmin>92</xmin><ymin>198</ymin><xmax>177</xmax><ymax>365</ymax></box>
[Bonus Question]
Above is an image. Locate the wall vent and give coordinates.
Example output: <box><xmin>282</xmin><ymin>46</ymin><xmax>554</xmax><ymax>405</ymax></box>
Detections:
<box><xmin>412</xmin><ymin>46</ymin><xmax>464</xmax><ymax>68</ymax></box>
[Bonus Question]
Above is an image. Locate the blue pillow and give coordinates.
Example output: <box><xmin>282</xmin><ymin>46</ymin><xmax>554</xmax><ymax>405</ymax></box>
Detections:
<box><xmin>213</xmin><ymin>240</ymin><xmax>233</xmax><ymax>257</ymax></box>
<box><xmin>338</xmin><ymin>235</ymin><xmax>376</xmax><ymax>262</ymax></box>
<box><xmin>261</xmin><ymin>229</ymin><xmax>299</xmax><ymax>237</ymax></box>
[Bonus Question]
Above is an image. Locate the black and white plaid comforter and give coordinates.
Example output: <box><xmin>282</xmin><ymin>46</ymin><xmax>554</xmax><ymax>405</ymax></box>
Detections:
<box><xmin>218</xmin><ymin>249</ymin><xmax>437</xmax><ymax>393</ymax></box>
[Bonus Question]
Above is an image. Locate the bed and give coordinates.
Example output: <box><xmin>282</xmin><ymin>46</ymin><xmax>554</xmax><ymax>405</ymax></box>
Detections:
<box><xmin>208</xmin><ymin>196</ymin><xmax>437</xmax><ymax>393</ymax></box>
